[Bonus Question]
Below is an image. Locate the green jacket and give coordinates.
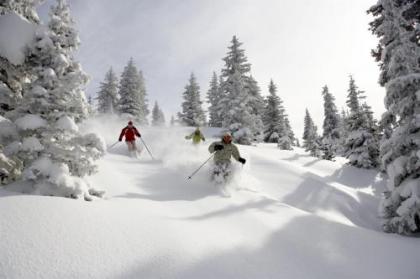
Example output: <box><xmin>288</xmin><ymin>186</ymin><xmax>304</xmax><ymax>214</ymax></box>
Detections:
<box><xmin>208</xmin><ymin>141</ymin><xmax>241</xmax><ymax>163</ymax></box>
<box><xmin>186</xmin><ymin>131</ymin><xmax>205</xmax><ymax>144</ymax></box>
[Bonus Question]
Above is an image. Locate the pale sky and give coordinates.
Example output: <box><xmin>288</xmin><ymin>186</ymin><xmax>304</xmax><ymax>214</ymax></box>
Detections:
<box><xmin>38</xmin><ymin>0</ymin><xmax>385</xmax><ymax>137</ymax></box>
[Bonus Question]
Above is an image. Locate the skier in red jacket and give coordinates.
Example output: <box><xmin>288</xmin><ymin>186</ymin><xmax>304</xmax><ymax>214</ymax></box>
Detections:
<box><xmin>119</xmin><ymin>121</ymin><xmax>141</xmax><ymax>156</ymax></box>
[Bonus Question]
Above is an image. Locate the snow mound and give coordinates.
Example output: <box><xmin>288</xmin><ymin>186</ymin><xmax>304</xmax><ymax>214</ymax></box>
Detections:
<box><xmin>56</xmin><ymin>115</ymin><xmax>79</xmax><ymax>132</ymax></box>
<box><xmin>21</xmin><ymin>136</ymin><xmax>43</xmax><ymax>152</ymax></box>
<box><xmin>0</xmin><ymin>12</ymin><xmax>37</xmax><ymax>65</ymax></box>
<box><xmin>22</xmin><ymin>157</ymin><xmax>89</xmax><ymax>198</ymax></box>
<box><xmin>0</xmin><ymin>115</ymin><xmax>18</xmax><ymax>141</ymax></box>
<box><xmin>15</xmin><ymin>114</ymin><xmax>47</xmax><ymax>130</ymax></box>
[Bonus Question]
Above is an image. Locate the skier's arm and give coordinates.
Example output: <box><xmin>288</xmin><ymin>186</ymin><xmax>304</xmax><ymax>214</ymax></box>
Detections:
<box><xmin>119</xmin><ymin>128</ymin><xmax>126</xmax><ymax>141</ymax></box>
<box><xmin>201</xmin><ymin>133</ymin><xmax>205</xmax><ymax>141</ymax></box>
<box><xmin>134</xmin><ymin>127</ymin><xmax>141</xmax><ymax>137</ymax></box>
<box><xmin>185</xmin><ymin>133</ymin><xmax>193</xmax><ymax>140</ymax></box>
<box><xmin>232</xmin><ymin>145</ymin><xmax>241</xmax><ymax>161</ymax></box>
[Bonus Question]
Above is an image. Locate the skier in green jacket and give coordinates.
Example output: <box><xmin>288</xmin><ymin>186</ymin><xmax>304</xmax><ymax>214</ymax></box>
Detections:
<box><xmin>185</xmin><ymin>127</ymin><xmax>205</xmax><ymax>144</ymax></box>
<box><xmin>208</xmin><ymin>132</ymin><xmax>246</xmax><ymax>183</ymax></box>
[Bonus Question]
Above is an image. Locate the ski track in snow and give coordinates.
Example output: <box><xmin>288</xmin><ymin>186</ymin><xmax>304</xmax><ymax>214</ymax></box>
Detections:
<box><xmin>1</xmin><ymin>119</ymin><xmax>420</xmax><ymax>279</ymax></box>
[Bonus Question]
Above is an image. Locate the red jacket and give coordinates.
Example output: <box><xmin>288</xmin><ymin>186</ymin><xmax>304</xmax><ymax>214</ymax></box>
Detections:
<box><xmin>119</xmin><ymin>126</ymin><xmax>141</xmax><ymax>142</ymax></box>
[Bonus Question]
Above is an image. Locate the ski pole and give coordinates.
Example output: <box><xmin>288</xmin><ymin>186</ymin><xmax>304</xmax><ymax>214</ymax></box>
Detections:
<box><xmin>108</xmin><ymin>141</ymin><xmax>120</xmax><ymax>150</ymax></box>
<box><xmin>140</xmin><ymin>137</ymin><xmax>155</xmax><ymax>160</ymax></box>
<box><xmin>188</xmin><ymin>153</ymin><xmax>215</xmax><ymax>180</ymax></box>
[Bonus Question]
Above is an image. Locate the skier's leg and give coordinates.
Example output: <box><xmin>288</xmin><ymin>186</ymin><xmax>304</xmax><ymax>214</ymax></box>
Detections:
<box><xmin>218</xmin><ymin>162</ymin><xmax>232</xmax><ymax>197</ymax></box>
<box><xmin>126</xmin><ymin>141</ymin><xmax>135</xmax><ymax>157</ymax></box>
<box><xmin>213</xmin><ymin>161</ymin><xmax>230</xmax><ymax>185</ymax></box>
<box><xmin>212</xmin><ymin>162</ymin><xmax>222</xmax><ymax>182</ymax></box>
<box><xmin>132</xmin><ymin>141</ymin><xmax>140</xmax><ymax>158</ymax></box>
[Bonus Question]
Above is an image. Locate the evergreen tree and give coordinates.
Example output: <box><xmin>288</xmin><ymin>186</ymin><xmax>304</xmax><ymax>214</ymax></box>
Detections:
<box><xmin>4</xmin><ymin>0</ymin><xmax>105</xmax><ymax>200</ymax></box>
<box><xmin>218</xmin><ymin>36</ymin><xmax>263</xmax><ymax>144</ymax></box>
<box><xmin>207</xmin><ymin>72</ymin><xmax>222</xmax><ymax>127</ymax></box>
<box><xmin>170</xmin><ymin>115</ymin><xmax>176</xmax><ymax>126</ymax></box>
<box><xmin>87</xmin><ymin>95</ymin><xmax>94</xmax><ymax>115</ymax></box>
<box><xmin>263</xmin><ymin>80</ymin><xmax>283</xmax><ymax>143</ymax></box>
<box><xmin>118</xmin><ymin>58</ymin><xmax>148</xmax><ymax>124</ymax></box>
<box><xmin>96</xmin><ymin>67</ymin><xmax>118</xmax><ymax>114</ymax></box>
<box><xmin>336</xmin><ymin>108</ymin><xmax>349</xmax><ymax>156</ymax></box>
<box><xmin>152</xmin><ymin>101</ymin><xmax>165</xmax><ymax>126</ymax></box>
<box><xmin>369</xmin><ymin>0</ymin><xmax>420</xmax><ymax>234</ymax></box>
<box><xmin>178</xmin><ymin>73</ymin><xmax>206</xmax><ymax>126</ymax></box>
<box><xmin>0</xmin><ymin>0</ymin><xmax>42</xmax><ymax>183</ymax></box>
<box><xmin>284</xmin><ymin>116</ymin><xmax>296</xmax><ymax>146</ymax></box>
<box><xmin>137</xmin><ymin>70</ymin><xmax>150</xmax><ymax>125</ymax></box>
<box><xmin>342</xmin><ymin>76</ymin><xmax>379</xmax><ymax>168</ymax></box>
<box><xmin>0</xmin><ymin>0</ymin><xmax>41</xmax><ymax>23</ymax></box>
<box><xmin>321</xmin><ymin>85</ymin><xmax>340</xmax><ymax>160</ymax></box>
<box><xmin>295</xmin><ymin>138</ymin><xmax>301</xmax><ymax>148</ymax></box>
<box><xmin>303</xmin><ymin>109</ymin><xmax>321</xmax><ymax>157</ymax></box>
<box><xmin>247</xmin><ymin>75</ymin><xmax>265</xmax><ymax>140</ymax></box>
<box><xmin>262</xmin><ymin>80</ymin><xmax>294</xmax><ymax>149</ymax></box>
<box><xmin>0</xmin><ymin>0</ymin><xmax>40</xmax><ymax>115</ymax></box>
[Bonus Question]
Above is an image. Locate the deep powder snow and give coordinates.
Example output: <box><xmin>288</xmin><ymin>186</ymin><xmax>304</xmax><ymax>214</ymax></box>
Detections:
<box><xmin>1</xmin><ymin>116</ymin><xmax>419</xmax><ymax>279</ymax></box>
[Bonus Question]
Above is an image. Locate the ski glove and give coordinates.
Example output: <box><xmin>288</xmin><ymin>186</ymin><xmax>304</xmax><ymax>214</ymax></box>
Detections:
<box><xmin>238</xmin><ymin>157</ymin><xmax>246</xmax><ymax>164</ymax></box>
<box><xmin>214</xmin><ymin>144</ymin><xmax>224</xmax><ymax>151</ymax></box>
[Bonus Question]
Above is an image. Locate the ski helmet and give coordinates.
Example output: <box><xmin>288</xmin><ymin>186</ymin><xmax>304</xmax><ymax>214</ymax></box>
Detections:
<box><xmin>128</xmin><ymin>121</ymin><xmax>133</xmax><ymax>125</ymax></box>
<box><xmin>222</xmin><ymin>132</ymin><xmax>232</xmax><ymax>144</ymax></box>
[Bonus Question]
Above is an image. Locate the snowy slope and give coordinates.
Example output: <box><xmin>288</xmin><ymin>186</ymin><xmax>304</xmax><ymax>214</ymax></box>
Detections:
<box><xmin>1</xmin><ymin>117</ymin><xmax>420</xmax><ymax>279</ymax></box>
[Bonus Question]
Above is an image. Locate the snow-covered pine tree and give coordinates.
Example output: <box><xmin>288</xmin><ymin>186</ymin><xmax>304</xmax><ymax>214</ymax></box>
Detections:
<box><xmin>335</xmin><ymin>108</ymin><xmax>349</xmax><ymax>156</ymax></box>
<box><xmin>152</xmin><ymin>101</ymin><xmax>165</xmax><ymax>126</ymax></box>
<box><xmin>87</xmin><ymin>95</ymin><xmax>94</xmax><ymax>115</ymax></box>
<box><xmin>4</xmin><ymin>0</ymin><xmax>105</xmax><ymax>200</ymax></box>
<box><xmin>342</xmin><ymin>76</ymin><xmax>379</xmax><ymax>168</ymax></box>
<box><xmin>117</xmin><ymin>58</ymin><xmax>148</xmax><ymax>124</ymax></box>
<box><xmin>0</xmin><ymin>0</ymin><xmax>43</xmax><ymax>183</ymax></box>
<box><xmin>262</xmin><ymin>80</ymin><xmax>294</xmax><ymax>149</ymax></box>
<box><xmin>246</xmin><ymin>75</ymin><xmax>265</xmax><ymax>141</ymax></box>
<box><xmin>96</xmin><ymin>67</ymin><xmax>118</xmax><ymax>114</ymax></box>
<box><xmin>170</xmin><ymin>115</ymin><xmax>176</xmax><ymax>126</ymax></box>
<box><xmin>0</xmin><ymin>1</ymin><xmax>41</xmax><ymax>115</ymax></box>
<box><xmin>369</xmin><ymin>0</ymin><xmax>420</xmax><ymax>234</ymax></box>
<box><xmin>178</xmin><ymin>73</ymin><xmax>206</xmax><ymax>126</ymax></box>
<box><xmin>219</xmin><ymin>36</ymin><xmax>263</xmax><ymax>144</ymax></box>
<box><xmin>284</xmin><ymin>116</ymin><xmax>296</xmax><ymax>146</ymax></box>
<box><xmin>0</xmin><ymin>0</ymin><xmax>41</xmax><ymax>23</ymax></box>
<box><xmin>303</xmin><ymin>109</ymin><xmax>321</xmax><ymax>157</ymax></box>
<box><xmin>138</xmin><ymin>70</ymin><xmax>150</xmax><ymax>125</ymax></box>
<box><xmin>263</xmin><ymin>80</ymin><xmax>282</xmax><ymax>143</ymax></box>
<box><xmin>295</xmin><ymin>138</ymin><xmax>301</xmax><ymax>148</ymax></box>
<box><xmin>320</xmin><ymin>85</ymin><xmax>340</xmax><ymax>160</ymax></box>
<box><xmin>207</xmin><ymin>72</ymin><xmax>222</xmax><ymax>127</ymax></box>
